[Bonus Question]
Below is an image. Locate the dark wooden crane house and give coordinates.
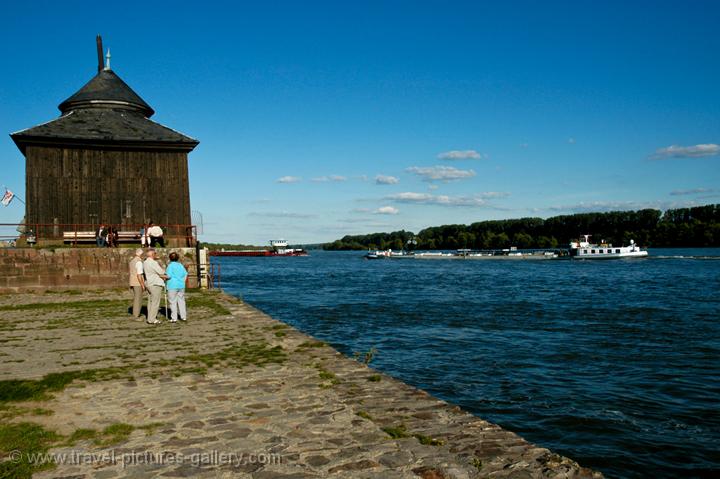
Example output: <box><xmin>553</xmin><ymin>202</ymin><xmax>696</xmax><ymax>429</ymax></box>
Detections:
<box><xmin>10</xmin><ymin>38</ymin><xmax>199</xmax><ymax>246</ymax></box>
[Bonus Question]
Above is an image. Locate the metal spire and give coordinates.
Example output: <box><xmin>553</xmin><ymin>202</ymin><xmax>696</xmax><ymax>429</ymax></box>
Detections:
<box><xmin>104</xmin><ymin>48</ymin><xmax>111</xmax><ymax>70</ymax></box>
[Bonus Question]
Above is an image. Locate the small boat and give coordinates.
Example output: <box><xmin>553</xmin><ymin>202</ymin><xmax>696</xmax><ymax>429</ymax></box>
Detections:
<box><xmin>569</xmin><ymin>235</ymin><xmax>648</xmax><ymax>259</ymax></box>
<box><xmin>364</xmin><ymin>249</ymin><xmax>414</xmax><ymax>259</ymax></box>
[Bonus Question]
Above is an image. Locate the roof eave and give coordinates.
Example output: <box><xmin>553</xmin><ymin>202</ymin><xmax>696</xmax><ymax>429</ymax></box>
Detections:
<box><xmin>10</xmin><ymin>134</ymin><xmax>199</xmax><ymax>155</ymax></box>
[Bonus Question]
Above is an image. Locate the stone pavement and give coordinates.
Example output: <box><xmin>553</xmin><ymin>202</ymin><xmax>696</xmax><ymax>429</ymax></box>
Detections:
<box><xmin>0</xmin><ymin>289</ymin><xmax>602</xmax><ymax>478</ymax></box>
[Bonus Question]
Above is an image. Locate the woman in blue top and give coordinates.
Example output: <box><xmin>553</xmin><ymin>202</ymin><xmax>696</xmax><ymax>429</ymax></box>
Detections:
<box><xmin>166</xmin><ymin>252</ymin><xmax>188</xmax><ymax>322</ymax></box>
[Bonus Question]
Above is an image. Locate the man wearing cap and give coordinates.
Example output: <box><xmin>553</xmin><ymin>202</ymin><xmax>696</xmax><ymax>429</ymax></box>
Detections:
<box><xmin>129</xmin><ymin>248</ymin><xmax>145</xmax><ymax>319</ymax></box>
<box><xmin>143</xmin><ymin>248</ymin><xmax>168</xmax><ymax>324</ymax></box>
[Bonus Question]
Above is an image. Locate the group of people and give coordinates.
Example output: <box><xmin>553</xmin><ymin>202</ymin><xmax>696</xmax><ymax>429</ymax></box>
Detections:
<box><xmin>95</xmin><ymin>224</ymin><xmax>120</xmax><ymax>247</ymax></box>
<box><xmin>129</xmin><ymin>248</ymin><xmax>188</xmax><ymax>324</ymax></box>
<box><xmin>96</xmin><ymin>221</ymin><xmax>164</xmax><ymax>248</ymax></box>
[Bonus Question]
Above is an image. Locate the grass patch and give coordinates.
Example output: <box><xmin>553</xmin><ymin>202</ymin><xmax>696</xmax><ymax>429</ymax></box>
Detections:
<box><xmin>95</xmin><ymin>423</ymin><xmax>134</xmax><ymax>446</ymax></box>
<box><xmin>44</xmin><ymin>290</ymin><xmax>83</xmax><ymax>295</ymax></box>
<box><xmin>381</xmin><ymin>424</ymin><xmax>443</xmax><ymax>446</ymax></box>
<box><xmin>356</xmin><ymin>411</ymin><xmax>372</xmax><ymax>420</ymax></box>
<box><xmin>413</xmin><ymin>433</ymin><xmax>444</xmax><ymax>446</ymax></box>
<box><xmin>274</xmin><ymin>331</ymin><xmax>287</xmax><ymax>338</ymax></box>
<box><xmin>314</xmin><ymin>364</ymin><xmax>340</xmax><ymax>386</ymax></box>
<box><xmin>0</xmin><ymin>299</ymin><xmax>127</xmax><ymax>313</ymax></box>
<box><xmin>65</xmin><ymin>422</ymin><xmax>162</xmax><ymax>447</ymax></box>
<box><xmin>297</xmin><ymin>340</ymin><xmax>326</xmax><ymax>349</ymax></box>
<box><xmin>30</xmin><ymin>408</ymin><xmax>53</xmax><ymax>416</ymax></box>
<box><xmin>186</xmin><ymin>294</ymin><xmax>231</xmax><ymax>316</ymax></box>
<box><xmin>178</xmin><ymin>342</ymin><xmax>286</xmax><ymax>370</ymax></box>
<box><xmin>66</xmin><ymin>428</ymin><xmax>97</xmax><ymax>445</ymax></box>
<box><xmin>0</xmin><ymin>422</ymin><xmax>60</xmax><ymax>478</ymax></box>
<box><xmin>0</xmin><ymin>340</ymin><xmax>285</xmax><ymax>405</ymax></box>
<box><xmin>367</xmin><ymin>374</ymin><xmax>381</xmax><ymax>382</ymax></box>
<box><xmin>382</xmin><ymin>424</ymin><xmax>410</xmax><ymax>439</ymax></box>
<box><xmin>137</xmin><ymin>422</ymin><xmax>165</xmax><ymax>436</ymax></box>
<box><xmin>0</xmin><ymin>368</ymin><xmax>131</xmax><ymax>403</ymax></box>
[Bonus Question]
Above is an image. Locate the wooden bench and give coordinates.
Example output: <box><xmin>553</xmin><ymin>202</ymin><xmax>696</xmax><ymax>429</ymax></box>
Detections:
<box><xmin>116</xmin><ymin>231</ymin><xmax>140</xmax><ymax>242</ymax></box>
<box><xmin>63</xmin><ymin>231</ymin><xmax>140</xmax><ymax>244</ymax></box>
<box><xmin>63</xmin><ymin>231</ymin><xmax>95</xmax><ymax>243</ymax></box>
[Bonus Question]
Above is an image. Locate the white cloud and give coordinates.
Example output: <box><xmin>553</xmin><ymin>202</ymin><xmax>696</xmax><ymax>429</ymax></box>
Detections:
<box><xmin>437</xmin><ymin>150</ymin><xmax>483</xmax><ymax>160</ymax></box>
<box><xmin>311</xmin><ymin>175</ymin><xmax>347</xmax><ymax>182</ymax></box>
<box><xmin>385</xmin><ymin>191</ymin><xmax>508</xmax><ymax>207</ymax></box>
<box><xmin>428</xmin><ymin>184</ymin><xmax>439</xmax><ymax>191</ymax></box>
<box><xmin>670</xmin><ymin>188</ymin><xmax>716</xmax><ymax>196</ymax></box>
<box><xmin>652</xmin><ymin>144</ymin><xmax>720</xmax><ymax>159</ymax></box>
<box><xmin>276</xmin><ymin>176</ymin><xmax>302</xmax><ymax>183</ymax></box>
<box><xmin>405</xmin><ymin>165</ymin><xmax>476</xmax><ymax>182</ymax></box>
<box><xmin>375</xmin><ymin>175</ymin><xmax>399</xmax><ymax>185</ymax></box>
<box><xmin>374</xmin><ymin>206</ymin><xmax>399</xmax><ymax>215</ymax></box>
<box><xmin>478</xmin><ymin>191</ymin><xmax>511</xmax><ymax>199</ymax></box>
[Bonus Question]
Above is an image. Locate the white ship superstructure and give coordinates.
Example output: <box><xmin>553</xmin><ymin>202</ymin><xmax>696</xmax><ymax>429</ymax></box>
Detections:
<box><xmin>570</xmin><ymin>235</ymin><xmax>648</xmax><ymax>259</ymax></box>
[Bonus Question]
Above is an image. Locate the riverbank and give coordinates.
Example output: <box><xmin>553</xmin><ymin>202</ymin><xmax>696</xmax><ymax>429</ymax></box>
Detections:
<box><xmin>0</xmin><ymin>289</ymin><xmax>601</xmax><ymax>478</ymax></box>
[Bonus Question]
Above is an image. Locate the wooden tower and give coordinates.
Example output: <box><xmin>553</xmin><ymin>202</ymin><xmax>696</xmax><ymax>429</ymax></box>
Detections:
<box><xmin>10</xmin><ymin>37</ymin><xmax>199</xmax><ymax>242</ymax></box>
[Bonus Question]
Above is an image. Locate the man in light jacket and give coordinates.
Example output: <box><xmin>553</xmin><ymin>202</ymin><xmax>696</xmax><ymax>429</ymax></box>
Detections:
<box><xmin>143</xmin><ymin>248</ymin><xmax>168</xmax><ymax>324</ymax></box>
<box><xmin>129</xmin><ymin>248</ymin><xmax>145</xmax><ymax>319</ymax></box>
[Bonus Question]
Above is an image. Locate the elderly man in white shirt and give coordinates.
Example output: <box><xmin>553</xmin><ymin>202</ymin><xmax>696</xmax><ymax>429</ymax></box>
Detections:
<box><xmin>143</xmin><ymin>248</ymin><xmax>168</xmax><ymax>324</ymax></box>
<box><xmin>147</xmin><ymin>222</ymin><xmax>165</xmax><ymax>248</ymax></box>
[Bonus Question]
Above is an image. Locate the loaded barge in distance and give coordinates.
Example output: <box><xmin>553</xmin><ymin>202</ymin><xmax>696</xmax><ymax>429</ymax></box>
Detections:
<box><xmin>366</xmin><ymin>247</ymin><xmax>559</xmax><ymax>260</ymax></box>
<box><xmin>365</xmin><ymin>235</ymin><xmax>649</xmax><ymax>260</ymax></box>
<box><xmin>210</xmin><ymin>240</ymin><xmax>308</xmax><ymax>257</ymax></box>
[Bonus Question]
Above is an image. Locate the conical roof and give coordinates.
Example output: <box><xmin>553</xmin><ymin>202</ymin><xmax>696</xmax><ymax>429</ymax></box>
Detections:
<box><xmin>58</xmin><ymin>69</ymin><xmax>155</xmax><ymax>117</ymax></box>
<box><xmin>11</xmin><ymin>67</ymin><xmax>198</xmax><ymax>153</ymax></box>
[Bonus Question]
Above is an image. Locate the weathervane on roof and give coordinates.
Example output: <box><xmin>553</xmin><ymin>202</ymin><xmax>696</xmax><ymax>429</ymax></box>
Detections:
<box><xmin>105</xmin><ymin>48</ymin><xmax>111</xmax><ymax>71</ymax></box>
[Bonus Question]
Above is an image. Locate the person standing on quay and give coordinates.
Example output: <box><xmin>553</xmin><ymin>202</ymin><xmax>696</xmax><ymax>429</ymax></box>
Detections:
<box><xmin>129</xmin><ymin>248</ymin><xmax>145</xmax><ymax>319</ymax></box>
<box><xmin>96</xmin><ymin>224</ymin><xmax>107</xmax><ymax>247</ymax></box>
<box><xmin>106</xmin><ymin>225</ymin><xmax>118</xmax><ymax>247</ymax></box>
<box><xmin>166</xmin><ymin>251</ymin><xmax>188</xmax><ymax>322</ymax></box>
<box><xmin>140</xmin><ymin>223</ymin><xmax>148</xmax><ymax>247</ymax></box>
<box><xmin>143</xmin><ymin>248</ymin><xmax>168</xmax><ymax>324</ymax></box>
<box><xmin>148</xmin><ymin>222</ymin><xmax>165</xmax><ymax>247</ymax></box>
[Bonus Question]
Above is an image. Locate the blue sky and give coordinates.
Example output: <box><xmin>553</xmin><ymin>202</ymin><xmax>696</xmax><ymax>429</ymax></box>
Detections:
<box><xmin>1</xmin><ymin>1</ymin><xmax>719</xmax><ymax>244</ymax></box>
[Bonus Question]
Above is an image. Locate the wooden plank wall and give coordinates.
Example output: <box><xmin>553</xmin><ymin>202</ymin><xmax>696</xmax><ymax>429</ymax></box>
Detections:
<box><xmin>25</xmin><ymin>146</ymin><xmax>191</xmax><ymax>232</ymax></box>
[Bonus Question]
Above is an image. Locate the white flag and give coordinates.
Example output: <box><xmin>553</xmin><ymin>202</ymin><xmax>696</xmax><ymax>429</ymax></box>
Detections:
<box><xmin>1</xmin><ymin>189</ymin><xmax>14</xmax><ymax>207</ymax></box>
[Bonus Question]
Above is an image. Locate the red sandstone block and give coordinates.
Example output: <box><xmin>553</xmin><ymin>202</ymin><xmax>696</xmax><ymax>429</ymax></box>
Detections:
<box><xmin>68</xmin><ymin>274</ymin><xmax>92</xmax><ymax>286</ymax></box>
<box><xmin>37</xmin><ymin>275</ymin><xmax>64</xmax><ymax>287</ymax></box>
<box><xmin>12</xmin><ymin>275</ymin><xmax>41</xmax><ymax>287</ymax></box>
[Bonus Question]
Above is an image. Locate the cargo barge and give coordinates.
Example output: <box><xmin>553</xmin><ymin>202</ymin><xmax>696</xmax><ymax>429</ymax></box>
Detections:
<box><xmin>210</xmin><ymin>239</ymin><xmax>308</xmax><ymax>257</ymax></box>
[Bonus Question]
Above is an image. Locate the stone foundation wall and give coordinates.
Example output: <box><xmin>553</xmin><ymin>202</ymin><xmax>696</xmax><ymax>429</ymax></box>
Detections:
<box><xmin>0</xmin><ymin>248</ymin><xmax>199</xmax><ymax>293</ymax></box>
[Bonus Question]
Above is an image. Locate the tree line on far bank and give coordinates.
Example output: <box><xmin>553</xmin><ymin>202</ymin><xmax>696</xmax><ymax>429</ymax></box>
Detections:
<box><xmin>323</xmin><ymin>204</ymin><xmax>720</xmax><ymax>251</ymax></box>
